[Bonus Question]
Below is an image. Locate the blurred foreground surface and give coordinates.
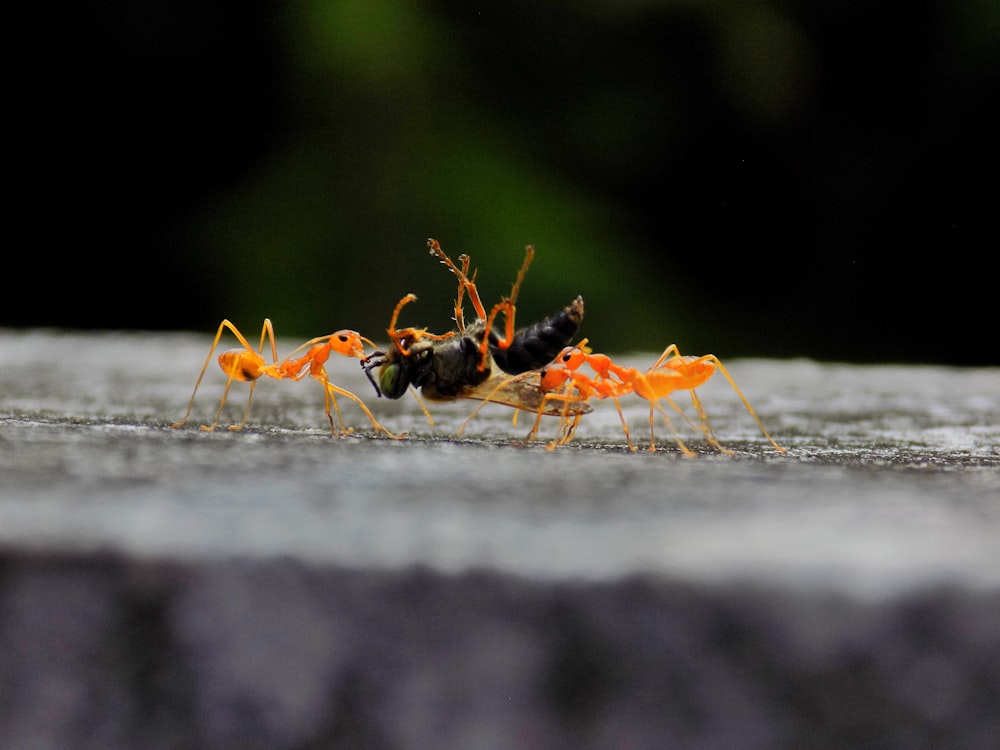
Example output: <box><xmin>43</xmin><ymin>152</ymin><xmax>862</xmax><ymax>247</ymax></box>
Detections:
<box><xmin>1</xmin><ymin>329</ymin><xmax>999</xmax><ymax>748</ymax></box>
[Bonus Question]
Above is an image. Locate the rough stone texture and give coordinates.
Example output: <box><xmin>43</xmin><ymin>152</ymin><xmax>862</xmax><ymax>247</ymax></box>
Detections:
<box><xmin>1</xmin><ymin>329</ymin><xmax>998</xmax><ymax>748</ymax></box>
<box><xmin>2</xmin><ymin>551</ymin><xmax>999</xmax><ymax>750</ymax></box>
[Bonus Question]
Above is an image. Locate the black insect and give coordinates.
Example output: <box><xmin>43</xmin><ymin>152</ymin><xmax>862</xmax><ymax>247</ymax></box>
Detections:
<box><xmin>361</xmin><ymin>239</ymin><xmax>589</xmax><ymax>416</ymax></box>
<box><xmin>363</xmin><ymin>294</ymin><xmax>585</xmax><ymax>402</ymax></box>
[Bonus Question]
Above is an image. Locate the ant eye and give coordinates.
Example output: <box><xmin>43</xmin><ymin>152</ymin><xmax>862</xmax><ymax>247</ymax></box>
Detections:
<box><xmin>338</xmin><ymin>334</ymin><xmax>349</xmax><ymax>342</ymax></box>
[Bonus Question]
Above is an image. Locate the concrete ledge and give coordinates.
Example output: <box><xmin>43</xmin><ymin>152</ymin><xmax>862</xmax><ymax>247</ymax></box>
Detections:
<box><xmin>3</xmin><ymin>549</ymin><xmax>999</xmax><ymax>750</ymax></box>
<box><xmin>2</xmin><ymin>330</ymin><xmax>999</xmax><ymax>747</ymax></box>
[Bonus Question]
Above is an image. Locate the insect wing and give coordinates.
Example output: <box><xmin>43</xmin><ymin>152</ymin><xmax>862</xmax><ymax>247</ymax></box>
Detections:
<box><xmin>455</xmin><ymin>372</ymin><xmax>592</xmax><ymax>416</ymax></box>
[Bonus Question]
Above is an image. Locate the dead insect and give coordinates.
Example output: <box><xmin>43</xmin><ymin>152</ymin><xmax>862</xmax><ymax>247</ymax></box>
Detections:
<box><xmin>361</xmin><ymin>238</ymin><xmax>590</xmax><ymax>417</ymax></box>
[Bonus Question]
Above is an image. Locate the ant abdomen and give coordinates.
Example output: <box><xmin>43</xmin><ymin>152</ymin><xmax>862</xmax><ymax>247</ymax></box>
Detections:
<box><xmin>217</xmin><ymin>349</ymin><xmax>265</xmax><ymax>382</ymax></box>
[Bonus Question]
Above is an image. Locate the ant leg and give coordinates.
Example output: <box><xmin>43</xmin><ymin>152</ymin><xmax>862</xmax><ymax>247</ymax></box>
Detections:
<box><xmin>692</xmin><ymin>356</ymin><xmax>787</xmax><ymax>454</ymax></box>
<box><xmin>649</xmin><ymin>400</ymin><xmax>697</xmax><ymax>457</ymax></box>
<box><xmin>319</xmin><ymin>374</ymin><xmax>352</xmax><ymax>436</ymax></box>
<box><xmin>385</xmin><ymin>294</ymin><xmax>455</xmax><ymax>356</ymax></box>
<box><xmin>609</xmin><ymin>395</ymin><xmax>635</xmax><ymax>451</ymax></box>
<box><xmin>478</xmin><ymin>299</ymin><xmax>513</xmax><ymax>371</ymax></box>
<box><xmin>387</xmin><ymin>294</ymin><xmax>418</xmax><ymax>353</ymax></box>
<box><xmin>650</xmin><ymin>343</ymin><xmax>683</xmax><ymax>370</ymax></box>
<box><xmin>226</xmin><ymin>319</ymin><xmax>279</xmax><ymax>431</ymax></box>
<box><xmin>173</xmin><ymin>319</ymin><xmax>272</xmax><ymax>431</ymax></box>
<box><xmin>526</xmin><ymin>388</ymin><xmax>580</xmax><ymax>446</ymax></box>
<box><xmin>684</xmin><ymin>388</ymin><xmax>735</xmax><ymax>455</ymax></box>
<box><xmin>173</xmin><ymin>319</ymin><xmax>244</xmax><ymax>428</ymax></box>
<box><xmin>562</xmin><ymin>413</ymin><xmax>584</xmax><ymax>444</ymax></box>
<box><xmin>324</xmin><ymin>381</ymin><xmax>407</xmax><ymax>439</ymax></box>
<box><xmin>208</xmin><ymin>377</ymin><xmax>241</xmax><ymax>431</ymax></box>
<box><xmin>259</xmin><ymin>318</ymin><xmax>279</xmax><ymax>365</ymax></box>
<box><xmin>523</xmin><ymin>400</ymin><xmax>549</xmax><ymax>445</ymax></box>
<box><xmin>522</xmin><ymin>385</ymin><xmax>562</xmax><ymax>445</ymax></box>
<box><xmin>543</xmin><ymin>389</ymin><xmax>575</xmax><ymax>451</ymax></box>
<box><xmin>386</xmin><ymin>296</ymin><xmax>452</xmax><ymax>352</ymax></box>
<box><xmin>545</xmin><ymin>393</ymin><xmax>584</xmax><ymax>451</ymax></box>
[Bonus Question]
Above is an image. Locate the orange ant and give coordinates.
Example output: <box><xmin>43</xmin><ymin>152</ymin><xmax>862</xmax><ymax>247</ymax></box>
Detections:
<box><xmin>172</xmin><ymin>319</ymin><xmax>404</xmax><ymax>439</ymax></box>
<box><xmin>542</xmin><ymin>342</ymin><xmax>787</xmax><ymax>455</ymax></box>
<box><xmin>461</xmin><ymin>339</ymin><xmax>787</xmax><ymax>456</ymax></box>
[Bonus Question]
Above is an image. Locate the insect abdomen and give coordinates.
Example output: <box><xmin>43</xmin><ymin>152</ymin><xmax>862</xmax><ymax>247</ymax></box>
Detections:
<box><xmin>491</xmin><ymin>295</ymin><xmax>584</xmax><ymax>374</ymax></box>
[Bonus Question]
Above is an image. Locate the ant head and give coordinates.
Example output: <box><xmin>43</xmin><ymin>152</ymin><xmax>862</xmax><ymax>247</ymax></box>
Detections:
<box><xmin>558</xmin><ymin>345</ymin><xmax>588</xmax><ymax>370</ymax></box>
<box><xmin>539</xmin><ymin>362</ymin><xmax>571</xmax><ymax>392</ymax></box>
<box><xmin>330</xmin><ymin>330</ymin><xmax>367</xmax><ymax>358</ymax></box>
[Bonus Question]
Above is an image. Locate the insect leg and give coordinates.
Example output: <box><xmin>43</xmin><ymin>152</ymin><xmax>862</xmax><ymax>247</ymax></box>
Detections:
<box><xmin>427</xmin><ymin>238</ymin><xmax>487</xmax><ymax>323</ymax></box>
<box><xmin>409</xmin><ymin>385</ymin><xmax>435</xmax><ymax>427</ymax></box>
<box><xmin>479</xmin><ymin>245</ymin><xmax>534</xmax><ymax>368</ymax></box>
<box><xmin>451</xmin><ymin>254</ymin><xmax>477</xmax><ymax>332</ymax></box>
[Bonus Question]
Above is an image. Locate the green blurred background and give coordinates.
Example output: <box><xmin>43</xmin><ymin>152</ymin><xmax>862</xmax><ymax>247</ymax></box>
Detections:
<box><xmin>10</xmin><ymin>0</ymin><xmax>998</xmax><ymax>364</ymax></box>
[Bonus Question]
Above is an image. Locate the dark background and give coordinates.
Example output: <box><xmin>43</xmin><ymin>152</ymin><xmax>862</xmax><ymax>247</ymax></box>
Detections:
<box><xmin>10</xmin><ymin>0</ymin><xmax>998</xmax><ymax>365</ymax></box>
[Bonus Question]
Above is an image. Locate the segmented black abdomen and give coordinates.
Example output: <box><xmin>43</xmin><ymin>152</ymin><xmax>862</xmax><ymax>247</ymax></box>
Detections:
<box><xmin>490</xmin><ymin>295</ymin><xmax>584</xmax><ymax>374</ymax></box>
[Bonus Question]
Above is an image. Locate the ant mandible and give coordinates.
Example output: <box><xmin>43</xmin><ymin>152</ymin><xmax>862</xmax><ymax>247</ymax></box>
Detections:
<box><xmin>172</xmin><ymin>319</ymin><xmax>404</xmax><ymax>439</ymax></box>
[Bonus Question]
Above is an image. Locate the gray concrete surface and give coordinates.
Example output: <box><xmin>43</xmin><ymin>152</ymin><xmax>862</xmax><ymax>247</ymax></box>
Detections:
<box><xmin>1</xmin><ymin>328</ymin><xmax>999</xmax><ymax>748</ymax></box>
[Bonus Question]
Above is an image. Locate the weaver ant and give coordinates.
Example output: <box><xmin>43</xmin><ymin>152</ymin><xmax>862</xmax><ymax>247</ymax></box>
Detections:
<box><xmin>461</xmin><ymin>339</ymin><xmax>786</xmax><ymax>456</ymax></box>
<box><xmin>172</xmin><ymin>319</ymin><xmax>404</xmax><ymax>438</ymax></box>
<box><xmin>361</xmin><ymin>238</ymin><xmax>591</xmax><ymax>417</ymax></box>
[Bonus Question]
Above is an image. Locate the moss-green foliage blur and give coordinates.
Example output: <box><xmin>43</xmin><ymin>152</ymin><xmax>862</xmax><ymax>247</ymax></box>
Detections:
<box><xmin>148</xmin><ymin>0</ymin><xmax>994</xmax><ymax>363</ymax></box>
<box><xmin>187</xmin><ymin>1</ymin><xmax>738</xmax><ymax>354</ymax></box>
<box><xmin>10</xmin><ymin>0</ymin><xmax>998</xmax><ymax>364</ymax></box>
